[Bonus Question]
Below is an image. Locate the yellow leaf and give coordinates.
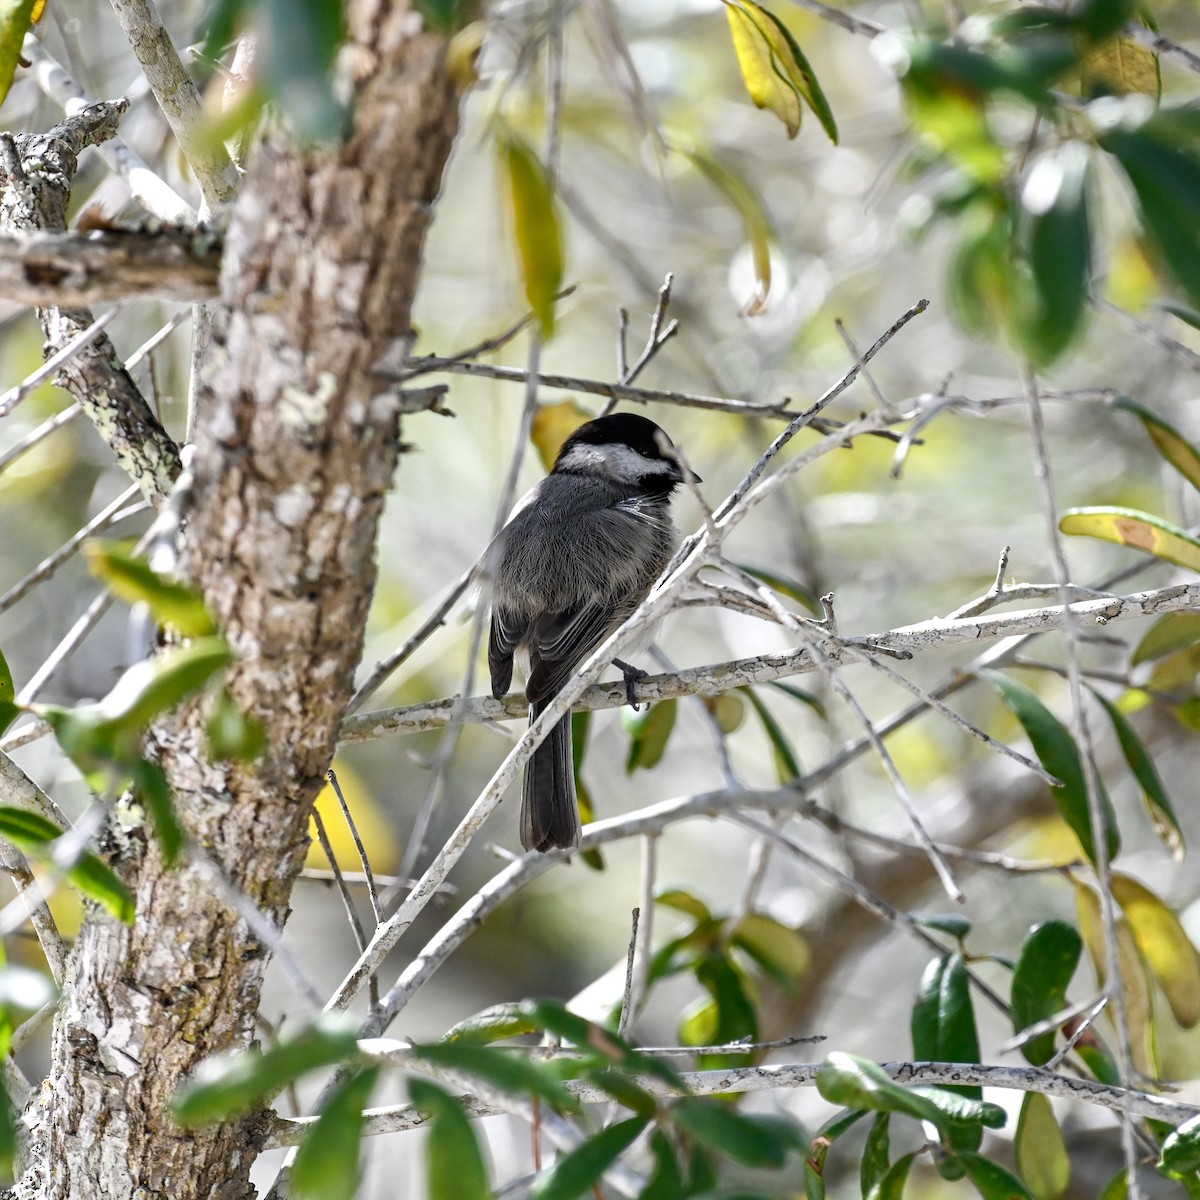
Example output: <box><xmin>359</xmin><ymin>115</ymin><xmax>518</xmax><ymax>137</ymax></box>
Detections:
<box><xmin>0</xmin><ymin>0</ymin><xmax>37</xmax><ymax>110</ymax></box>
<box><xmin>723</xmin><ymin>0</ymin><xmax>837</xmax><ymax>143</ymax></box>
<box><xmin>499</xmin><ymin>131</ymin><xmax>564</xmax><ymax>338</ymax></box>
<box><xmin>306</xmin><ymin>762</ymin><xmax>398</xmax><ymax>875</ymax></box>
<box><xmin>1059</xmin><ymin>506</ymin><xmax>1200</xmax><ymax>573</ymax></box>
<box><xmin>1079</xmin><ymin>33</ymin><xmax>1160</xmax><ymax>100</ymax></box>
<box><xmin>530</xmin><ymin>400</ymin><xmax>592</xmax><ymax>472</ymax></box>
<box><xmin>1111</xmin><ymin>874</ymin><xmax>1200</xmax><ymax>1029</ymax></box>
<box><xmin>1016</xmin><ymin>1093</ymin><xmax>1070</xmax><ymax>1200</ymax></box>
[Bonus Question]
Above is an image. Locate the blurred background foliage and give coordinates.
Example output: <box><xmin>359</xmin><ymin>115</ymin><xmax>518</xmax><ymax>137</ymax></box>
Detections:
<box><xmin>2</xmin><ymin>0</ymin><xmax>1200</xmax><ymax>1194</ymax></box>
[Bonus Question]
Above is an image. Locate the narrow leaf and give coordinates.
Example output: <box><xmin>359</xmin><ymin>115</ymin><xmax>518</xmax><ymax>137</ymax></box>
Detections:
<box><xmin>409</xmin><ymin>1078</ymin><xmax>492</xmax><ymax>1200</ymax></box>
<box><xmin>1160</xmin><ymin>1112</ymin><xmax>1200</xmax><ymax>1178</ymax></box>
<box><xmin>867</xmin><ymin>1151</ymin><xmax>916</xmax><ymax>1200</ymax></box>
<box><xmin>861</xmin><ymin>1112</ymin><xmax>891</xmax><ymax>1198</ymax></box>
<box><xmin>130</xmin><ymin>758</ymin><xmax>185</xmax><ymax>865</ymax></box>
<box><xmin>409</xmin><ymin>1041</ymin><xmax>576</xmax><ymax>1110</ymax></box>
<box><xmin>1015</xmin><ymin>1092</ymin><xmax>1070</xmax><ymax>1200</ymax></box>
<box><xmin>671</xmin><ymin>1099</ymin><xmax>786</xmax><ymax>1168</ymax></box>
<box><xmin>533</xmin><ymin>1115</ymin><xmax>647</xmax><ymax>1200</ymax></box>
<box><xmin>1110</xmin><ymin>396</ymin><xmax>1200</xmax><ymax>496</ymax></box>
<box><xmin>0</xmin><ymin>0</ymin><xmax>37</xmax><ymax>110</ymax></box>
<box><xmin>0</xmin><ymin>648</ymin><xmax>12</xmax><ymax>705</ymax></box>
<box><xmin>959</xmin><ymin>1150</ymin><xmax>1037</xmax><ymax>1199</ymax></box>
<box><xmin>83</xmin><ymin>542</ymin><xmax>217</xmax><ymax>636</ymax></box>
<box><xmin>292</xmin><ymin>1067</ymin><xmax>380</xmax><ymax>1200</ymax></box>
<box><xmin>1092</xmin><ymin>691</ymin><xmax>1184</xmax><ymax>860</ymax></box>
<box><xmin>742</xmin><ymin>687</ymin><xmax>802</xmax><ymax>782</ymax></box>
<box><xmin>1061</xmin><ymin>506</ymin><xmax>1200</xmax><ymax>572</ymax></box>
<box><xmin>656</xmin><ymin>888</ymin><xmax>713</xmax><ymax>924</ymax></box>
<box><xmin>624</xmin><ymin>699</ymin><xmax>677</xmax><ymax>772</ymax></box>
<box><xmin>979</xmin><ymin>669</ymin><xmax>1119</xmax><ymax>864</ymax></box>
<box><xmin>500</xmin><ymin>132</ymin><xmax>564</xmax><ymax>337</ymax></box>
<box><xmin>1131</xmin><ymin>612</ymin><xmax>1200</xmax><ymax>666</ymax></box>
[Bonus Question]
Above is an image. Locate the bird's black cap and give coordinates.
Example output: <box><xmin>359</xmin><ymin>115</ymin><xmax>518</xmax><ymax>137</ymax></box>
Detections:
<box><xmin>555</xmin><ymin>413</ymin><xmax>700</xmax><ymax>478</ymax></box>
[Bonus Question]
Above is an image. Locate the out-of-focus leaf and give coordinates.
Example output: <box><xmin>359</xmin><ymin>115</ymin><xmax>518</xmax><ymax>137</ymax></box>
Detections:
<box><xmin>656</xmin><ymin>888</ymin><xmax>713</xmax><ymax>924</ymax></box>
<box><xmin>704</xmin><ymin>692</ymin><xmax>746</xmax><ymax>734</ymax></box>
<box><xmin>533</xmin><ymin>1118</ymin><xmax>648</xmax><ymax>1200</ymax></box>
<box><xmin>1101</xmin><ymin>119</ymin><xmax>1200</xmax><ymax>310</ymax></box>
<box><xmin>260</xmin><ymin>0</ymin><xmax>345</xmax><ymax>141</ymax></box>
<box><xmin>413</xmin><ymin>0</ymin><xmax>473</xmax><ymax>34</ymax></box>
<box><xmin>1092</xmin><ymin>691</ymin><xmax>1184</xmax><ymax>860</ymax></box>
<box><xmin>1160</xmin><ymin>1113</ymin><xmax>1200</xmax><ymax>1178</ymax></box>
<box><xmin>172</xmin><ymin>1015</ymin><xmax>360</xmax><ymax>1126</ymax></box>
<box><xmin>979</xmin><ymin>669</ymin><xmax>1118</xmax><ymax>865</ymax></box>
<box><xmin>768</xmin><ymin>680</ymin><xmax>826</xmax><ymax>718</ymax></box>
<box><xmin>948</xmin><ymin>204</ymin><xmax>1016</xmax><ymax>334</ymax></box>
<box><xmin>722</xmin><ymin>0</ymin><xmax>838</xmax><ymax>142</ymax></box>
<box><xmin>409</xmin><ymin>1042</ymin><xmax>576</xmax><ymax>1110</ymax></box>
<box><xmin>83</xmin><ymin>542</ymin><xmax>217</xmax><ymax>636</ymax></box>
<box><xmin>737</xmin><ymin>564</ymin><xmax>821</xmax><ymax>614</ymax></box>
<box><xmin>1111</xmin><ymin>874</ymin><xmax>1200</xmax><ymax>1028</ymax></box>
<box><xmin>1131</xmin><ymin>613</ymin><xmax>1200</xmax><ymax>666</ymax></box>
<box><xmin>205</xmin><ymin>689</ymin><xmax>266</xmax><ymax>763</ymax></box>
<box><xmin>500</xmin><ymin>132</ymin><xmax>564</xmax><ymax>338</ymax></box>
<box><xmin>861</xmin><ymin>1112</ymin><xmax>891</xmax><ymax>1198</ymax></box>
<box><xmin>443</xmin><ymin>1003</ymin><xmax>541</xmax><ymax>1046</ymax></box>
<box><xmin>624</xmin><ymin>699</ymin><xmax>677</xmax><ymax>772</ymax></box>
<box><xmin>0</xmin><ymin>0</ymin><xmax>38</xmax><ymax>109</ymax></box>
<box><xmin>1076</xmin><ymin>883</ymin><xmax>1155</xmax><ymax>1074</ymax></box>
<box><xmin>915</xmin><ymin>913</ymin><xmax>971</xmax><ymax>940</ymax></box>
<box><xmin>1099</xmin><ymin>1168</ymin><xmax>1130</xmax><ymax>1200</ymax></box>
<box><xmin>671</xmin><ymin>1099</ymin><xmax>787</xmax><ymax>1168</ymax></box>
<box><xmin>0</xmin><ymin>647</ymin><xmax>12</xmax><ymax>706</ymax></box>
<box><xmin>1015</xmin><ymin>1093</ymin><xmax>1070</xmax><ymax>1200</ymax></box>
<box><xmin>731</xmin><ymin>912</ymin><xmax>809</xmax><ymax>990</ymax></box>
<box><xmin>1078</xmin><ymin>33</ymin><xmax>1160</xmax><ymax>99</ymax></box>
<box><xmin>0</xmin><ymin>1075</ymin><xmax>14</xmax><ymax>1179</ymax></box>
<box><xmin>1060</xmin><ymin>506</ymin><xmax>1200</xmax><ymax>573</ymax></box>
<box><xmin>531</xmin><ymin>401</ymin><xmax>592</xmax><ymax>474</ymax></box>
<box><xmin>685</xmin><ymin>149</ymin><xmax>775</xmax><ymax>315</ymax></box>
<box><xmin>693</xmin><ymin>954</ymin><xmax>758</xmax><ymax>1049</ymax></box>
<box><xmin>1157</xmin><ymin>300</ymin><xmax>1200</xmax><ymax>331</ymax></box>
<box><xmin>584</xmin><ymin>1068</ymin><xmax>659</xmax><ymax>1119</ymax></box>
<box><xmin>959</xmin><ymin>1149</ymin><xmax>1037</xmax><ymax>1199</ymax></box>
<box><xmin>911</xmin><ymin>953</ymin><xmax>983</xmax><ymax>1150</ymax></box>
<box><xmin>1011</xmin><ymin>921</ymin><xmax>1082</xmax><ymax>1066</ymax></box>
<box><xmin>642</xmin><ymin>1129</ymin><xmax>685</xmax><ymax>1200</ymax></box>
<box><xmin>409</xmin><ymin>1078</ymin><xmax>491</xmax><ymax>1200</ymax></box>
<box><xmin>1110</xmin><ymin>396</ymin><xmax>1200</xmax><ymax>496</ymax></box>
<box><xmin>291</xmin><ymin>1066</ymin><xmax>379</xmax><ymax>1200</ymax></box>
<box><xmin>1019</xmin><ymin>143</ymin><xmax>1092</xmax><ymax>365</ymax></box>
<box><xmin>130</xmin><ymin>758</ymin><xmax>185</xmax><ymax>866</ymax></box>
<box><xmin>0</xmin><ymin>806</ymin><xmax>134</xmax><ymax>924</ymax></box>
<box><xmin>866</xmin><ymin>1152</ymin><xmax>914</xmax><ymax>1200</ymax></box>
<box><xmin>741</xmin><ymin>687</ymin><xmax>801</xmax><ymax>782</ymax></box>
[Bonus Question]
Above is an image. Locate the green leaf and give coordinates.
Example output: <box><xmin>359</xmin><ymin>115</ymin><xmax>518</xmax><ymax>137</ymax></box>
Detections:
<box><xmin>911</xmin><ymin>954</ymin><xmax>983</xmax><ymax>1149</ymax></box>
<box><xmin>1011</xmin><ymin>921</ymin><xmax>1082</xmax><ymax>1066</ymax></box>
<box><xmin>693</xmin><ymin>954</ymin><xmax>758</xmax><ymax>1049</ymax></box>
<box><xmin>1156</xmin><ymin>300</ymin><xmax>1200</xmax><ymax>331</ymax></box>
<box><xmin>737</xmin><ymin>564</ymin><xmax>821</xmax><ymax>614</ymax></box>
<box><xmin>1092</xmin><ymin>690</ymin><xmax>1184</xmax><ymax>860</ymax></box>
<box><xmin>768</xmin><ymin>680</ymin><xmax>827</xmax><ymax>718</ymax></box>
<box><xmin>731</xmin><ymin>912</ymin><xmax>810</xmax><ymax>990</ymax></box>
<box><xmin>0</xmin><ymin>647</ymin><xmax>13</xmax><ymax>706</ymax></box>
<box><xmin>130</xmin><ymin>758</ymin><xmax>185</xmax><ymax>865</ymax></box>
<box><xmin>684</xmin><ymin>150</ymin><xmax>776</xmax><ymax>315</ymax></box>
<box><xmin>260</xmin><ymin>0</ymin><xmax>345</xmax><ymax>141</ymax></box>
<box><xmin>533</xmin><ymin>1115</ymin><xmax>646</xmax><ymax>1200</ymax></box>
<box><xmin>914</xmin><ymin>913</ymin><xmax>972</xmax><ymax>940</ymax></box>
<box><xmin>83</xmin><ymin>542</ymin><xmax>217</xmax><ymax>637</ymax></box>
<box><xmin>641</xmin><ymin>1129</ymin><xmax>685</xmax><ymax>1200</ymax></box>
<box><xmin>671</xmin><ymin>1099</ymin><xmax>787</xmax><ymax>1168</ymax></box>
<box><xmin>205</xmin><ymin>689</ymin><xmax>266</xmax><ymax>763</ymax></box>
<box><xmin>1110</xmin><ymin>396</ymin><xmax>1200</xmax><ymax>496</ymax></box>
<box><xmin>1131</xmin><ymin>613</ymin><xmax>1200</xmax><ymax>666</ymax></box>
<box><xmin>412</xmin><ymin>0</ymin><xmax>473</xmax><ymax>34</ymax></box>
<box><xmin>1101</xmin><ymin>118</ymin><xmax>1200</xmax><ymax>310</ymax></box>
<box><xmin>409</xmin><ymin>1078</ymin><xmax>492</xmax><ymax>1200</ymax></box>
<box><xmin>1111</xmin><ymin>873</ymin><xmax>1200</xmax><ymax>1028</ymax></box>
<box><xmin>292</xmin><ymin>1067</ymin><xmax>379</xmax><ymax>1200</ymax></box>
<box><xmin>172</xmin><ymin>1015</ymin><xmax>361</xmax><ymax>1126</ymax></box>
<box><xmin>499</xmin><ymin>132</ymin><xmax>564</xmax><ymax>338</ymax></box>
<box><xmin>979</xmin><ymin>669</ymin><xmax>1119</xmax><ymax>865</ymax></box>
<box><xmin>1019</xmin><ymin>143</ymin><xmax>1092</xmax><ymax>365</ymax></box>
<box><xmin>866</xmin><ymin>1152</ymin><xmax>916</xmax><ymax>1200</ymax></box>
<box><xmin>861</xmin><ymin>1112</ymin><xmax>891</xmax><ymax>1198</ymax></box>
<box><xmin>443</xmin><ymin>1003</ymin><xmax>542</xmax><ymax>1046</ymax></box>
<box><xmin>408</xmin><ymin>1042</ymin><xmax>576</xmax><ymax>1110</ymax></box>
<box><xmin>623</xmin><ymin>700</ymin><xmax>677</xmax><ymax>772</ymax></box>
<box><xmin>1015</xmin><ymin>1093</ymin><xmax>1070</xmax><ymax>1200</ymax></box>
<box><xmin>741</xmin><ymin>687</ymin><xmax>801</xmax><ymax>782</ymax></box>
<box><xmin>0</xmin><ymin>807</ymin><xmax>134</xmax><ymax>923</ymax></box>
<box><xmin>0</xmin><ymin>0</ymin><xmax>37</xmax><ymax>110</ymax></box>
<box><xmin>958</xmin><ymin>1150</ymin><xmax>1036</xmax><ymax>1199</ymax></box>
<box><xmin>1060</xmin><ymin>506</ymin><xmax>1200</xmax><ymax>573</ymax></box>
<box><xmin>583</xmin><ymin>1068</ymin><xmax>659</xmax><ymax>1118</ymax></box>
<box><xmin>0</xmin><ymin>701</ymin><xmax>17</xmax><ymax>739</ymax></box>
<box><xmin>0</xmin><ymin>1075</ymin><xmax>14</xmax><ymax>1179</ymax></box>
<box><xmin>1160</xmin><ymin>1113</ymin><xmax>1200</xmax><ymax>1178</ymax></box>
<box><xmin>723</xmin><ymin>0</ymin><xmax>838</xmax><ymax>142</ymax></box>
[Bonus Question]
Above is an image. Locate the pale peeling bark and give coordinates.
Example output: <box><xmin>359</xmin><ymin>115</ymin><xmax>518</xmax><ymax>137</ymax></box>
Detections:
<box><xmin>16</xmin><ymin>6</ymin><xmax>461</xmax><ymax>1199</ymax></box>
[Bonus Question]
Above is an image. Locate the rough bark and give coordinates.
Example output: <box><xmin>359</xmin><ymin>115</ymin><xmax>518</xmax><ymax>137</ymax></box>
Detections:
<box><xmin>16</xmin><ymin>5</ymin><xmax>461</xmax><ymax>1199</ymax></box>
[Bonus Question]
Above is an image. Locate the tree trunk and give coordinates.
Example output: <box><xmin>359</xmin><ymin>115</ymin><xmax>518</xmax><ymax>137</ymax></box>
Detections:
<box><xmin>16</xmin><ymin>5</ymin><xmax>461</xmax><ymax>1198</ymax></box>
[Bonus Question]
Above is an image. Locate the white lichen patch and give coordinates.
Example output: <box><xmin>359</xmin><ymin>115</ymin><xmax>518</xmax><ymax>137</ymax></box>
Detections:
<box><xmin>278</xmin><ymin>371</ymin><xmax>337</xmax><ymax>428</ymax></box>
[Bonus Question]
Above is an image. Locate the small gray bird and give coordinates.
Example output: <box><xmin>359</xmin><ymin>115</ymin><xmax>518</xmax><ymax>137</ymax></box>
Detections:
<box><xmin>486</xmin><ymin>413</ymin><xmax>691</xmax><ymax>852</ymax></box>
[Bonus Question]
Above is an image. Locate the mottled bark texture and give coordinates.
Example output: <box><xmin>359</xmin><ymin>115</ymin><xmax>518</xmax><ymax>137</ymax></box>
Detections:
<box><xmin>20</xmin><ymin>6</ymin><xmax>460</xmax><ymax>1200</ymax></box>
<box><xmin>0</xmin><ymin>105</ymin><xmax>182</xmax><ymax>506</ymax></box>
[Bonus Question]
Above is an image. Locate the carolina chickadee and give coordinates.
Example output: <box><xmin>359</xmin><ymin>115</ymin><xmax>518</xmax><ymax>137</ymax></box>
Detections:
<box><xmin>486</xmin><ymin>413</ymin><xmax>692</xmax><ymax>852</ymax></box>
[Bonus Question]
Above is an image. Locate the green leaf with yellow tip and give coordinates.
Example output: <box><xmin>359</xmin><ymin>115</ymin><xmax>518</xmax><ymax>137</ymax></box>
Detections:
<box><xmin>1060</xmin><ymin>507</ymin><xmax>1200</xmax><ymax>573</ymax></box>
<box><xmin>1110</xmin><ymin>397</ymin><xmax>1200</xmax><ymax>496</ymax></box>
<box><xmin>499</xmin><ymin>132</ymin><xmax>564</xmax><ymax>338</ymax></box>
<box><xmin>723</xmin><ymin>0</ymin><xmax>837</xmax><ymax>143</ymax></box>
<box><xmin>1111</xmin><ymin>873</ymin><xmax>1200</xmax><ymax>1028</ymax></box>
<box><xmin>84</xmin><ymin>541</ymin><xmax>217</xmax><ymax>636</ymax></box>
